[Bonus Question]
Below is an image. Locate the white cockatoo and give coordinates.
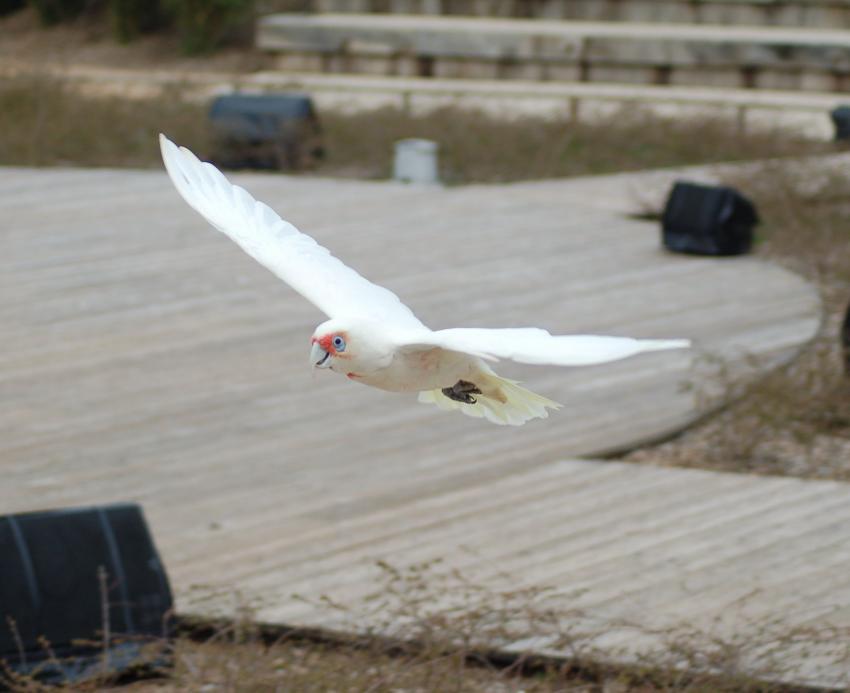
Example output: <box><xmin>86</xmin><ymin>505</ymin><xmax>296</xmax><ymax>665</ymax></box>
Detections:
<box><xmin>160</xmin><ymin>135</ymin><xmax>689</xmax><ymax>426</ymax></box>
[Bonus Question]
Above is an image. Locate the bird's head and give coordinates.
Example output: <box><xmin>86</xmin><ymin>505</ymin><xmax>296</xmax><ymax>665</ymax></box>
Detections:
<box><xmin>310</xmin><ymin>318</ymin><xmax>393</xmax><ymax>376</ymax></box>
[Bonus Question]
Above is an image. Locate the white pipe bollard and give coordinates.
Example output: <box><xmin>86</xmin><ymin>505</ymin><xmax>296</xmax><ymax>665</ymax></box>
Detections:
<box><xmin>393</xmin><ymin>138</ymin><xmax>439</xmax><ymax>184</ymax></box>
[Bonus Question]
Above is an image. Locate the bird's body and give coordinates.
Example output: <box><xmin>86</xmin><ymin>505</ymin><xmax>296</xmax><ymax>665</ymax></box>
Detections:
<box><xmin>311</xmin><ymin>318</ymin><xmax>484</xmax><ymax>393</ymax></box>
<box><xmin>308</xmin><ymin>318</ymin><xmax>556</xmax><ymax>424</ymax></box>
<box><xmin>335</xmin><ymin>342</ymin><xmax>480</xmax><ymax>395</ymax></box>
<box><xmin>160</xmin><ymin>135</ymin><xmax>690</xmax><ymax>425</ymax></box>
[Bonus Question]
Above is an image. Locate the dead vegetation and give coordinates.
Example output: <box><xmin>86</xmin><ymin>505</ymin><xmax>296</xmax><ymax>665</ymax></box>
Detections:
<box><xmin>316</xmin><ymin>106</ymin><xmax>830</xmax><ymax>183</ymax></box>
<box><xmin>0</xmin><ymin>74</ymin><xmax>208</xmax><ymax>168</ymax></box>
<box><xmin>5</xmin><ymin>561</ymin><xmax>848</xmax><ymax>692</ymax></box>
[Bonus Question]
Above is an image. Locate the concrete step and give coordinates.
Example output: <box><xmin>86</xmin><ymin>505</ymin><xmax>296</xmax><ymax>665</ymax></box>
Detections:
<box><xmin>308</xmin><ymin>0</ymin><xmax>850</xmax><ymax>29</ymax></box>
<box><xmin>257</xmin><ymin>13</ymin><xmax>850</xmax><ymax>92</ymax></box>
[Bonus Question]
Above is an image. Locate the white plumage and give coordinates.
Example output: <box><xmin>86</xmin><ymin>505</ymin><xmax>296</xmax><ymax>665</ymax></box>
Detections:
<box><xmin>160</xmin><ymin>135</ymin><xmax>689</xmax><ymax>426</ymax></box>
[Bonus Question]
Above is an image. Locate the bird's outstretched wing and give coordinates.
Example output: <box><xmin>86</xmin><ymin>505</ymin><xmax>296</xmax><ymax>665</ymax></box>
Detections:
<box><xmin>398</xmin><ymin>328</ymin><xmax>690</xmax><ymax>366</ymax></box>
<box><xmin>159</xmin><ymin>135</ymin><xmax>426</xmax><ymax>329</ymax></box>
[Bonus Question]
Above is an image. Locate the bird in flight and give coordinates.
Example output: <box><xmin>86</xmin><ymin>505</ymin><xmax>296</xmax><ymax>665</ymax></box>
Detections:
<box><xmin>160</xmin><ymin>135</ymin><xmax>689</xmax><ymax>426</ymax></box>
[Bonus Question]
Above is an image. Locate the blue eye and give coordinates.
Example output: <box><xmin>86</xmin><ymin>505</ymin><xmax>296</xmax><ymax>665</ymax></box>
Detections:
<box><xmin>332</xmin><ymin>335</ymin><xmax>346</xmax><ymax>352</ymax></box>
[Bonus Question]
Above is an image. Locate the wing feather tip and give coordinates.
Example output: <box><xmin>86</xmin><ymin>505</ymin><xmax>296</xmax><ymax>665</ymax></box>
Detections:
<box><xmin>159</xmin><ymin>133</ymin><xmax>178</xmax><ymax>163</ymax></box>
<box><xmin>642</xmin><ymin>338</ymin><xmax>691</xmax><ymax>352</ymax></box>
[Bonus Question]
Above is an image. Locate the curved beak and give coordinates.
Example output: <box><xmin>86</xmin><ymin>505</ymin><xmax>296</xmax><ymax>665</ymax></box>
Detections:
<box><xmin>311</xmin><ymin>342</ymin><xmax>332</xmax><ymax>369</ymax></box>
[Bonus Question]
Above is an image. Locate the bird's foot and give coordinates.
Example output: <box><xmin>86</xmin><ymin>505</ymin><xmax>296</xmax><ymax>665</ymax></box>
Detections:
<box><xmin>442</xmin><ymin>380</ymin><xmax>482</xmax><ymax>404</ymax></box>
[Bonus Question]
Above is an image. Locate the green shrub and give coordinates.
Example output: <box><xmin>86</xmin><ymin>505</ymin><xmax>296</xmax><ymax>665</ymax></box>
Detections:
<box><xmin>28</xmin><ymin>0</ymin><xmax>89</xmax><ymax>24</ymax></box>
<box><xmin>0</xmin><ymin>0</ymin><xmax>25</xmax><ymax>17</ymax></box>
<box><xmin>165</xmin><ymin>0</ymin><xmax>254</xmax><ymax>54</ymax></box>
<box><xmin>109</xmin><ymin>0</ymin><xmax>165</xmax><ymax>41</ymax></box>
<box><xmin>24</xmin><ymin>0</ymin><xmax>254</xmax><ymax>53</ymax></box>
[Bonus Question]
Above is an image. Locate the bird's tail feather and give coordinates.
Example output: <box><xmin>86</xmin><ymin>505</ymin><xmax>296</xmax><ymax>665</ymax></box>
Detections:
<box><xmin>418</xmin><ymin>373</ymin><xmax>561</xmax><ymax>426</ymax></box>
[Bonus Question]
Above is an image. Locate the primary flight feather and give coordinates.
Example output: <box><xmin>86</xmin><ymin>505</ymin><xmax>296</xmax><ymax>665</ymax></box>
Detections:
<box><xmin>160</xmin><ymin>134</ymin><xmax>689</xmax><ymax>426</ymax></box>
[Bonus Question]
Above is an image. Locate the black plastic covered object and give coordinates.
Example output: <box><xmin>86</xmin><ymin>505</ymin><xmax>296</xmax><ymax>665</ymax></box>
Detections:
<box><xmin>662</xmin><ymin>181</ymin><xmax>758</xmax><ymax>256</ymax></box>
<box><xmin>0</xmin><ymin>503</ymin><xmax>172</xmax><ymax>684</ymax></box>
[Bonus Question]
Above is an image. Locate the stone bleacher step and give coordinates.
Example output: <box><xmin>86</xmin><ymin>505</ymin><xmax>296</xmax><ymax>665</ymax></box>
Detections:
<box><xmin>257</xmin><ymin>13</ymin><xmax>850</xmax><ymax>92</ymax></box>
<box><xmin>1</xmin><ymin>61</ymin><xmax>841</xmax><ymax>139</ymax></box>
<box><xmin>311</xmin><ymin>0</ymin><xmax>850</xmax><ymax>29</ymax></box>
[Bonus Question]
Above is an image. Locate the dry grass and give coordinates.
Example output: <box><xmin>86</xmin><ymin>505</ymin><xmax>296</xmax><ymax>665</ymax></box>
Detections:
<box><xmin>118</xmin><ymin>636</ymin><xmax>586</xmax><ymax>693</ymax></box>
<box><xmin>318</xmin><ymin>107</ymin><xmax>831</xmax><ymax>184</ymax></box>
<box><xmin>0</xmin><ymin>74</ymin><xmax>209</xmax><ymax>168</ymax></box>
<box><xmin>5</xmin><ymin>561</ymin><xmax>846</xmax><ymax>692</ymax></box>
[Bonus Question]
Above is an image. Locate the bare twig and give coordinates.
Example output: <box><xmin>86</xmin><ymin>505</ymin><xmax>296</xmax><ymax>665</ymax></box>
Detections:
<box><xmin>6</xmin><ymin>616</ymin><xmax>26</xmax><ymax>668</ymax></box>
<box><xmin>98</xmin><ymin>565</ymin><xmax>110</xmax><ymax>677</ymax></box>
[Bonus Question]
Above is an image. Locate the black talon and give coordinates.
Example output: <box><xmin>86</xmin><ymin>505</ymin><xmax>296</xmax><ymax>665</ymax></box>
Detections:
<box><xmin>442</xmin><ymin>379</ymin><xmax>482</xmax><ymax>404</ymax></box>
